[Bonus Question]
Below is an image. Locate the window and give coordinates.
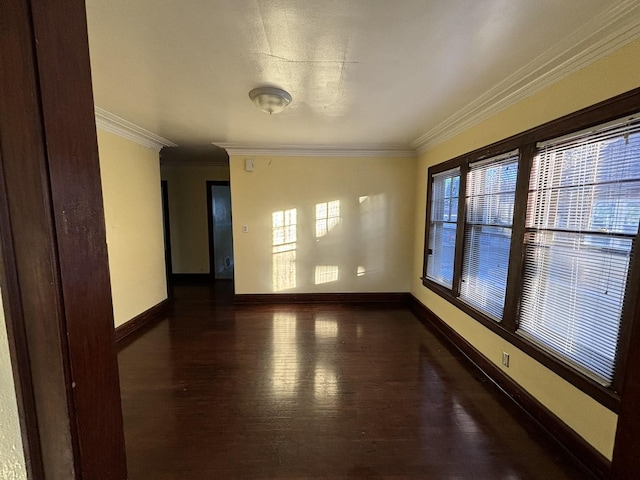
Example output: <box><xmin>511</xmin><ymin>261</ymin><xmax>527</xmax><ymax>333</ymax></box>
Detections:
<box><xmin>422</xmin><ymin>92</ymin><xmax>640</xmax><ymax>407</ymax></box>
<box><xmin>425</xmin><ymin>168</ymin><xmax>460</xmax><ymax>288</ymax></box>
<box><xmin>460</xmin><ymin>153</ymin><xmax>518</xmax><ymax>320</ymax></box>
<box><xmin>519</xmin><ymin>117</ymin><xmax>640</xmax><ymax>385</ymax></box>
<box><xmin>424</xmin><ymin>154</ymin><xmax>518</xmax><ymax>320</ymax></box>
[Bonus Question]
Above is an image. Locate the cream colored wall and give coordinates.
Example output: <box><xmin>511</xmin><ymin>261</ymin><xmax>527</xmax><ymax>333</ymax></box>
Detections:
<box><xmin>411</xmin><ymin>38</ymin><xmax>640</xmax><ymax>460</ymax></box>
<box><xmin>230</xmin><ymin>155</ymin><xmax>416</xmax><ymax>294</ymax></box>
<box><xmin>0</xmin><ymin>288</ymin><xmax>27</xmax><ymax>480</ymax></box>
<box><xmin>160</xmin><ymin>165</ymin><xmax>230</xmax><ymax>273</ymax></box>
<box><xmin>97</xmin><ymin>129</ymin><xmax>167</xmax><ymax>327</ymax></box>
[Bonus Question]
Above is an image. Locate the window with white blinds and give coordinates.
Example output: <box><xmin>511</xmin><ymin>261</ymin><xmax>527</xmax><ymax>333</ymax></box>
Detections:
<box><xmin>519</xmin><ymin>116</ymin><xmax>640</xmax><ymax>384</ymax></box>
<box><xmin>425</xmin><ymin>168</ymin><xmax>460</xmax><ymax>288</ymax></box>
<box><xmin>460</xmin><ymin>153</ymin><xmax>519</xmax><ymax>320</ymax></box>
<box><xmin>423</xmin><ymin>96</ymin><xmax>640</xmax><ymax>403</ymax></box>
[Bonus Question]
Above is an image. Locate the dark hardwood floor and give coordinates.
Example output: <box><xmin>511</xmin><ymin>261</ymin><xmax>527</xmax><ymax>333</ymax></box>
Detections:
<box><xmin>118</xmin><ymin>282</ymin><xmax>593</xmax><ymax>479</ymax></box>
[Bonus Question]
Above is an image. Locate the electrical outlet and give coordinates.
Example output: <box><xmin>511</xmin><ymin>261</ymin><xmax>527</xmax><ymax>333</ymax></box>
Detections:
<box><xmin>242</xmin><ymin>225</ymin><xmax>249</xmax><ymax>233</ymax></box>
<box><xmin>502</xmin><ymin>351</ymin><xmax>510</xmax><ymax>367</ymax></box>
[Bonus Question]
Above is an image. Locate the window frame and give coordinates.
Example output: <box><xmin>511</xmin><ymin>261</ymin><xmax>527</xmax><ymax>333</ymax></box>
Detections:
<box><xmin>421</xmin><ymin>87</ymin><xmax>640</xmax><ymax>412</ymax></box>
<box><xmin>424</xmin><ymin>167</ymin><xmax>461</xmax><ymax>288</ymax></box>
<box><xmin>459</xmin><ymin>152</ymin><xmax>519</xmax><ymax>321</ymax></box>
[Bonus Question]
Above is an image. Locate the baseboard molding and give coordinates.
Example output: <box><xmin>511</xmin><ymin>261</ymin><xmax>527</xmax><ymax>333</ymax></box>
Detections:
<box><xmin>408</xmin><ymin>295</ymin><xmax>610</xmax><ymax>480</ymax></box>
<box><xmin>115</xmin><ymin>299</ymin><xmax>169</xmax><ymax>344</ymax></box>
<box><xmin>235</xmin><ymin>292</ymin><xmax>410</xmax><ymax>305</ymax></box>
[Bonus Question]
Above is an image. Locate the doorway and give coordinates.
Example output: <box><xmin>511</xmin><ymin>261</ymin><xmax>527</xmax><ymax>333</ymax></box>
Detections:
<box><xmin>207</xmin><ymin>181</ymin><xmax>234</xmax><ymax>280</ymax></box>
<box><xmin>161</xmin><ymin>180</ymin><xmax>173</xmax><ymax>296</ymax></box>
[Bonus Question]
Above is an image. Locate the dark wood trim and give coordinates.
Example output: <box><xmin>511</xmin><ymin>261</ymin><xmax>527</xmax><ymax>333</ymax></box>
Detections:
<box><xmin>0</xmin><ymin>6</ymin><xmax>49</xmax><ymax>477</ymax></box>
<box><xmin>0</xmin><ymin>0</ymin><xmax>127</xmax><ymax>478</ymax></box>
<box><xmin>422</xmin><ymin>164</ymin><xmax>466</xmax><ymax>293</ymax></box>
<box><xmin>30</xmin><ymin>0</ymin><xmax>128</xmax><ymax>476</ymax></box>
<box><xmin>235</xmin><ymin>292</ymin><xmax>411</xmax><ymax>306</ymax></box>
<box><xmin>452</xmin><ymin>162</ymin><xmax>468</xmax><ymax>296</ymax></box>
<box><xmin>115</xmin><ymin>300</ymin><xmax>169</xmax><ymax>345</ymax></box>
<box><xmin>161</xmin><ymin>180</ymin><xmax>173</xmax><ymax>298</ymax></box>
<box><xmin>611</xmin><ymin>231</ymin><xmax>640</xmax><ymax>393</ymax></box>
<box><xmin>611</xmin><ymin>241</ymin><xmax>640</xmax><ymax>477</ymax></box>
<box><xmin>408</xmin><ymin>295</ymin><xmax>610</xmax><ymax>480</ymax></box>
<box><xmin>422</xmin><ymin>173</ymin><xmax>433</xmax><ymax>278</ymax></box>
<box><xmin>1</xmin><ymin>0</ymin><xmax>80</xmax><ymax>476</ymax></box>
<box><xmin>0</xmin><ymin>223</ymin><xmax>44</xmax><ymax>478</ymax></box>
<box><xmin>0</xmin><ymin>126</ymin><xmax>44</xmax><ymax>478</ymax></box>
<box><xmin>502</xmin><ymin>143</ymin><xmax>535</xmax><ymax>331</ymax></box>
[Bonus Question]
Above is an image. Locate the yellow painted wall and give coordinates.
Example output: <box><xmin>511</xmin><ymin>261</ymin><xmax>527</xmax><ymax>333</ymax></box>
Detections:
<box><xmin>230</xmin><ymin>155</ymin><xmax>416</xmax><ymax>294</ymax></box>
<box><xmin>97</xmin><ymin>129</ymin><xmax>167</xmax><ymax>327</ymax></box>
<box><xmin>411</xmin><ymin>38</ymin><xmax>640</xmax><ymax>460</ymax></box>
<box><xmin>160</xmin><ymin>165</ymin><xmax>230</xmax><ymax>273</ymax></box>
<box><xmin>0</xmin><ymin>288</ymin><xmax>27</xmax><ymax>480</ymax></box>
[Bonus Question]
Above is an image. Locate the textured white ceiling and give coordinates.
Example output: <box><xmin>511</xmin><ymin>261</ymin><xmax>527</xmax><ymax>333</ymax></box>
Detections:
<box><xmin>85</xmin><ymin>0</ymin><xmax>640</xmax><ymax>150</ymax></box>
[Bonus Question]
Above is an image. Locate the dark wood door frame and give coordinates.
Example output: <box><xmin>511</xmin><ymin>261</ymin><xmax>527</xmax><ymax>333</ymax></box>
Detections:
<box><xmin>206</xmin><ymin>180</ymin><xmax>233</xmax><ymax>280</ymax></box>
<box><xmin>612</xmin><ymin>283</ymin><xmax>640</xmax><ymax>478</ymax></box>
<box><xmin>161</xmin><ymin>180</ymin><xmax>174</xmax><ymax>297</ymax></box>
<box><xmin>0</xmin><ymin>1</ymin><xmax>127</xmax><ymax>478</ymax></box>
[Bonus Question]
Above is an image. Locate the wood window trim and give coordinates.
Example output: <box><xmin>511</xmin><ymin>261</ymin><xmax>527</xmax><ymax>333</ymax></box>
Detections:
<box><xmin>452</xmin><ymin>163</ymin><xmax>468</xmax><ymax>295</ymax></box>
<box><xmin>422</xmin><ymin>86</ymin><xmax>640</xmax><ymax>413</ymax></box>
<box><xmin>502</xmin><ymin>143</ymin><xmax>535</xmax><ymax>332</ymax></box>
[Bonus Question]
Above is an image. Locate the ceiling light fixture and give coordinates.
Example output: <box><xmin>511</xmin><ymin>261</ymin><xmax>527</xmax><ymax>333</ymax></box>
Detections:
<box><xmin>249</xmin><ymin>87</ymin><xmax>292</xmax><ymax>114</ymax></box>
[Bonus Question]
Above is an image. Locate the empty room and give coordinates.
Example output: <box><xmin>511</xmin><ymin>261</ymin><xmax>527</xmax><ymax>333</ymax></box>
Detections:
<box><xmin>2</xmin><ymin>1</ymin><xmax>640</xmax><ymax>479</ymax></box>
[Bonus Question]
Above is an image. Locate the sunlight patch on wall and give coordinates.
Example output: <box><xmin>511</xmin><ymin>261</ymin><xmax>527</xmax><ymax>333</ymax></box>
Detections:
<box><xmin>359</xmin><ymin>195</ymin><xmax>369</xmax><ymax>204</ymax></box>
<box><xmin>272</xmin><ymin>209</ymin><xmax>297</xmax><ymax>292</ymax></box>
<box><xmin>357</xmin><ymin>266</ymin><xmax>366</xmax><ymax>277</ymax></box>
<box><xmin>272</xmin><ymin>312</ymin><xmax>298</xmax><ymax>397</ymax></box>
<box><xmin>360</xmin><ymin>193</ymin><xmax>388</xmax><ymax>274</ymax></box>
<box><xmin>315</xmin><ymin>265</ymin><xmax>339</xmax><ymax>284</ymax></box>
<box><xmin>316</xmin><ymin>200</ymin><xmax>340</xmax><ymax>238</ymax></box>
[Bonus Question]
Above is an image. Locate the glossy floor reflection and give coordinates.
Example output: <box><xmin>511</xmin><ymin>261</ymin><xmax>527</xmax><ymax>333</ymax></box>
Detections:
<box><xmin>118</xmin><ymin>282</ymin><xmax>592</xmax><ymax>479</ymax></box>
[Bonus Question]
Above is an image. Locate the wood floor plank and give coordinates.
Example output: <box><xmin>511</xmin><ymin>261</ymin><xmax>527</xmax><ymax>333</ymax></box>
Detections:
<box><xmin>118</xmin><ymin>283</ymin><xmax>592</xmax><ymax>479</ymax></box>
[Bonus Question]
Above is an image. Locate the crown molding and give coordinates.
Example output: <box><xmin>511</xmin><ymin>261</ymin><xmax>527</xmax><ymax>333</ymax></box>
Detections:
<box><xmin>412</xmin><ymin>0</ymin><xmax>640</xmax><ymax>154</ymax></box>
<box><xmin>216</xmin><ymin>143</ymin><xmax>416</xmax><ymax>158</ymax></box>
<box><xmin>94</xmin><ymin>107</ymin><xmax>177</xmax><ymax>152</ymax></box>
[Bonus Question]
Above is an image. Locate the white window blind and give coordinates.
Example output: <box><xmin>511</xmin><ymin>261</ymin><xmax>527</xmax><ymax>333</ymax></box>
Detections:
<box><xmin>460</xmin><ymin>152</ymin><xmax>519</xmax><ymax>319</ymax></box>
<box><xmin>519</xmin><ymin>116</ymin><xmax>640</xmax><ymax>384</ymax></box>
<box><xmin>426</xmin><ymin>168</ymin><xmax>460</xmax><ymax>288</ymax></box>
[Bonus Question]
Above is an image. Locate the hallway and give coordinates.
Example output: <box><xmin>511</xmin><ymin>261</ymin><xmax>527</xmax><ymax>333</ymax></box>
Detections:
<box><xmin>117</xmin><ymin>284</ymin><xmax>591</xmax><ymax>479</ymax></box>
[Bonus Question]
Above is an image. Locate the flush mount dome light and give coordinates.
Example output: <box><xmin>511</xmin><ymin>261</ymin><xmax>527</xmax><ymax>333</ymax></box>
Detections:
<box><xmin>249</xmin><ymin>87</ymin><xmax>292</xmax><ymax>114</ymax></box>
